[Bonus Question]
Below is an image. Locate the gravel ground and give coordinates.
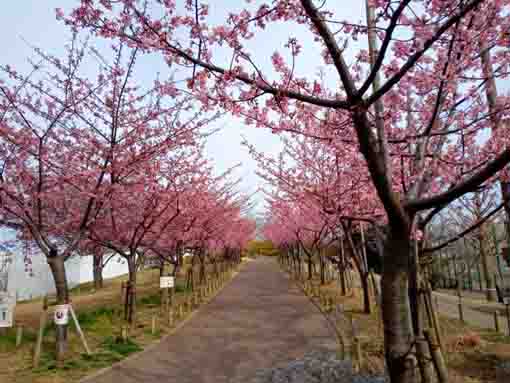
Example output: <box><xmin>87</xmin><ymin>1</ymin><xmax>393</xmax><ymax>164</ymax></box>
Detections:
<box><xmin>249</xmin><ymin>351</ymin><xmax>387</xmax><ymax>383</ymax></box>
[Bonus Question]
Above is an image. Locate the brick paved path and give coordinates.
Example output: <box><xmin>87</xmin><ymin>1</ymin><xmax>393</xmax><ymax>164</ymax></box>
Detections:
<box><xmin>83</xmin><ymin>257</ymin><xmax>334</xmax><ymax>383</ymax></box>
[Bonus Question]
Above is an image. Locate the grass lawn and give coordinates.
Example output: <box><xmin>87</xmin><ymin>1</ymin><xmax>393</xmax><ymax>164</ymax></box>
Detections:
<box><xmin>0</xmin><ymin>264</ymin><xmax>236</xmax><ymax>383</ymax></box>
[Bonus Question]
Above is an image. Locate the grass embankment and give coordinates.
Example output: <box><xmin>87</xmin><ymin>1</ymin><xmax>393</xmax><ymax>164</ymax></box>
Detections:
<box><xmin>283</xmin><ymin>265</ymin><xmax>510</xmax><ymax>383</ymax></box>
<box><xmin>0</xmin><ymin>264</ymin><xmax>238</xmax><ymax>383</ymax></box>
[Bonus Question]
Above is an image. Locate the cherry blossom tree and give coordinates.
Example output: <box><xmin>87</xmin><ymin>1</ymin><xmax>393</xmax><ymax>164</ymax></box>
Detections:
<box><xmin>64</xmin><ymin>1</ymin><xmax>510</xmax><ymax>380</ymax></box>
<box><xmin>0</xmin><ymin>37</ymin><xmax>207</xmax><ymax>360</ymax></box>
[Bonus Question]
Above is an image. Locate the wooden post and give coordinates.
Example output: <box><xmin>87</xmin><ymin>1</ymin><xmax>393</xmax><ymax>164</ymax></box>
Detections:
<box><xmin>187</xmin><ymin>295</ymin><xmax>192</xmax><ymax>311</ymax></box>
<box><xmin>425</xmin><ymin>283</ymin><xmax>444</xmax><ymax>352</ymax></box>
<box><xmin>121</xmin><ymin>325</ymin><xmax>128</xmax><ymax>343</ymax></box>
<box><xmin>424</xmin><ymin>329</ymin><xmax>448</xmax><ymax>383</ymax></box>
<box><xmin>15</xmin><ymin>326</ymin><xmax>23</xmax><ymax>348</ymax></box>
<box><xmin>120</xmin><ymin>282</ymin><xmax>126</xmax><ymax>319</ymax></box>
<box><xmin>69</xmin><ymin>305</ymin><xmax>91</xmax><ymax>355</ymax></box>
<box><xmin>352</xmin><ymin>336</ymin><xmax>362</xmax><ymax>372</ymax></box>
<box><xmin>33</xmin><ymin>296</ymin><xmax>48</xmax><ymax>368</ymax></box>
<box><xmin>336</xmin><ymin>333</ymin><xmax>345</xmax><ymax>360</ymax></box>
<box><xmin>506</xmin><ymin>303</ymin><xmax>510</xmax><ymax>336</ymax></box>
<box><xmin>494</xmin><ymin>311</ymin><xmax>500</xmax><ymax>332</ymax></box>
<box><xmin>457</xmin><ymin>286</ymin><xmax>465</xmax><ymax>323</ymax></box>
<box><xmin>151</xmin><ymin>315</ymin><xmax>157</xmax><ymax>335</ymax></box>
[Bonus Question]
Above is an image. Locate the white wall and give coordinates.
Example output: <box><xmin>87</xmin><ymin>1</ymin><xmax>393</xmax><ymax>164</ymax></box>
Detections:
<box><xmin>1</xmin><ymin>229</ymin><xmax>129</xmax><ymax>301</ymax></box>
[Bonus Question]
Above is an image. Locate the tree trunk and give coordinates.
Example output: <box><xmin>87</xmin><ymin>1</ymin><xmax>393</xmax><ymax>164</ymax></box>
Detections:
<box><xmin>479</xmin><ymin>225</ymin><xmax>496</xmax><ymax>301</ymax></box>
<box><xmin>47</xmin><ymin>252</ymin><xmax>69</xmax><ymax>363</ymax></box>
<box><xmin>319</xmin><ymin>255</ymin><xmax>326</xmax><ymax>285</ymax></box>
<box><xmin>339</xmin><ymin>266</ymin><xmax>347</xmax><ymax>295</ymax></box>
<box><xmin>382</xmin><ymin>229</ymin><xmax>418</xmax><ymax>383</ymax></box>
<box><xmin>93</xmin><ymin>254</ymin><xmax>104</xmax><ymax>290</ymax></box>
<box><xmin>160</xmin><ymin>261</ymin><xmax>167</xmax><ymax>306</ymax></box>
<box><xmin>199</xmin><ymin>259</ymin><xmax>206</xmax><ymax>285</ymax></box>
<box><xmin>126</xmin><ymin>255</ymin><xmax>137</xmax><ymax>324</ymax></box>
<box><xmin>360</xmin><ymin>273</ymin><xmax>371</xmax><ymax>314</ymax></box>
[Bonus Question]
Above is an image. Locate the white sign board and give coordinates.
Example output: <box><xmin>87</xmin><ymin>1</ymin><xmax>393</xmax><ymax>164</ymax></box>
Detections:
<box><xmin>54</xmin><ymin>304</ymin><xmax>70</xmax><ymax>325</ymax></box>
<box><xmin>0</xmin><ymin>293</ymin><xmax>15</xmax><ymax>328</ymax></box>
<box><xmin>160</xmin><ymin>276</ymin><xmax>175</xmax><ymax>289</ymax></box>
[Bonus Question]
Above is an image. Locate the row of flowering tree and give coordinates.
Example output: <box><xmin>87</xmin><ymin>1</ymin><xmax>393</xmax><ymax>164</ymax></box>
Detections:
<box><xmin>0</xmin><ymin>37</ymin><xmax>255</xmax><ymax>361</ymax></box>
<box><xmin>60</xmin><ymin>0</ymin><xmax>510</xmax><ymax>381</ymax></box>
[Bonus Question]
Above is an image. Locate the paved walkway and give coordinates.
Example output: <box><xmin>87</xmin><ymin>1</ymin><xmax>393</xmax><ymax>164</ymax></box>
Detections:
<box><xmin>434</xmin><ymin>292</ymin><xmax>498</xmax><ymax>329</ymax></box>
<box><xmin>83</xmin><ymin>257</ymin><xmax>334</xmax><ymax>383</ymax></box>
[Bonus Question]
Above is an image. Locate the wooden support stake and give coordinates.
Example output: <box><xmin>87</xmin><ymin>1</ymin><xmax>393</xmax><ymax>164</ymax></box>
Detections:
<box><xmin>424</xmin><ymin>329</ymin><xmax>449</xmax><ymax>383</ymax></box>
<box><xmin>425</xmin><ymin>283</ymin><xmax>443</xmax><ymax>352</ymax></box>
<box><xmin>15</xmin><ymin>326</ymin><xmax>23</xmax><ymax>348</ymax></box>
<box><xmin>352</xmin><ymin>336</ymin><xmax>362</xmax><ymax>372</ymax></box>
<box><xmin>33</xmin><ymin>296</ymin><xmax>48</xmax><ymax>368</ymax></box>
<box><xmin>121</xmin><ymin>325</ymin><xmax>128</xmax><ymax>343</ymax></box>
<box><xmin>494</xmin><ymin>311</ymin><xmax>500</xmax><ymax>332</ymax></box>
<box><xmin>336</xmin><ymin>333</ymin><xmax>345</xmax><ymax>360</ymax></box>
<box><xmin>506</xmin><ymin>304</ymin><xmax>510</xmax><ymax>337</ymax></box>
<box><xmin>151</xmin><ymin>315</ymin><xmax>157</xmax><ymax>335</ymax></box>
<box><xmin>69</xmin><ymin>305</ymin><xmax>91</xmax><ymax>355</ymax></box>
<box><xmin>458</xmin><ymin>302</ymin><xmax>464</xmax><ymax>323</ymax></box>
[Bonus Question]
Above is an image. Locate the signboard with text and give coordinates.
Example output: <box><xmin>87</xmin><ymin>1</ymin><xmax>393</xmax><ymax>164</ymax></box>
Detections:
<box><xmin>160</xmin><ymin>276</ymin><xmax>175</xmax><ymax>289</ymax></box>
<box><xmin>0</xmin><ymin>293</ymin><xmax>15</xmax><ymax>328</ymax></box>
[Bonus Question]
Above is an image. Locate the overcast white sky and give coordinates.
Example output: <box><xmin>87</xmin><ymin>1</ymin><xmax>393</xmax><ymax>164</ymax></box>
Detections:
<box><xmin>0</xmin><ymin>1</ymin><xmax>365</xmax><ymax>214</ymax></box>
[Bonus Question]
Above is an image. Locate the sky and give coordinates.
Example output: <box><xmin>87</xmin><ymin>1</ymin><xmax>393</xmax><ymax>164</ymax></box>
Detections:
<box><xmin>0</xmin><ymin>1</ymin><xmax>365</xmax><ymax>214</ymax></box>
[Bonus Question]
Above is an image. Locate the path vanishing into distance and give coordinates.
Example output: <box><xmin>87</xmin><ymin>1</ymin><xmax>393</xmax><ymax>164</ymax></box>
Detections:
<box><xmin>82</xmin><ymin>257</ymin><xmax>335</xmax><ymax>383</ymax></box>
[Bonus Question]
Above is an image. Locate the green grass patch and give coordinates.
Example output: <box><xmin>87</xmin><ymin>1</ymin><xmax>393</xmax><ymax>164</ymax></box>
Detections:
<box><xmin>140</xmin><ymin>294</ymin><xmax>161</xmax><ymax>306</ymax></box>
<box><xmin>102</xmin><ymin>336</ymin><xmax>142</xmax><ymax>357</ymax></box>
<box><xmin>174</xmin><ymin>282</ymin><xmax>191</xmax><ymax>293</ymax></box>
<box><xmin>0</xmin><ymin>329</ymin><xmax>17</xmax><ymax>351</ymax></box>
<box><xmin>73</xmin><ymin>307</ymin><xmax>116</xmax><ymax>329</ymax></box>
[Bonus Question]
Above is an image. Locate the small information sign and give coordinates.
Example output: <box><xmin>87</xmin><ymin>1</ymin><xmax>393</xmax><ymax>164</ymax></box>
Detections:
<box><xmin>160</xmin><ymin>276</ymin><xmax>175</xmax><ymax>289</ymax></box>
<box><xmin>0</xmin><ymin>293</ymin><xmax>15</xmax><ymax>328</ymax></box>
<box><xmin>54</xmin><ymin>304</ymin><xmax>70</xmax><ymax>325</ymax></box>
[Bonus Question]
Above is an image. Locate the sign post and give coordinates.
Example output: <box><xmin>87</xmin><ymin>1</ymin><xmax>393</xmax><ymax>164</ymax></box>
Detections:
<box><xmin>0</xmin><ymin>292</ymin><xmax>15</xmax><ymax>328</ymax></box>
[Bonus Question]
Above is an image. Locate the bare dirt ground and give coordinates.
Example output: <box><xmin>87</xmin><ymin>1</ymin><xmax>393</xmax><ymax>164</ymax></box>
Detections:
<box><xmin>82</xmin><ymin>257</ymin><xmax>335</xmax><ymax>383</ymax></box>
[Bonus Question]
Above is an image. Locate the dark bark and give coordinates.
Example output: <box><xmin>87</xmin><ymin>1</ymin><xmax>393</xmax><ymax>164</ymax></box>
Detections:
<box><xmin>339</xmin><ymin>267</ymin><xmax>347</xmax><ymax>295</ymax></box>
<box><xmin>47</xmin><ymin>251</ymin><xmax>69</xmax><ymax>363</ymax></box>
<box><xmin>126</xmin><ymin>255</ymin><xmax>137</xmax><ymax>324</ymax></box>
<box><xmin>319</xmin><ymin>255</ymin><xmax>326</xmax><ymax>285</ymax></box>
<box><xmin>93</xmin><ymin>254</ymin><xmax>104</xmax><ymax>290</ymax></box>
<box><xmin>382</xmin><ymin>229</ymin><xmax>418</xmax><ymax>383</ymax></box>
<box><xmin>360</xmin><ymin>273</ymin><xmax>371</xmax><ymax>314</ymax></box>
